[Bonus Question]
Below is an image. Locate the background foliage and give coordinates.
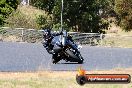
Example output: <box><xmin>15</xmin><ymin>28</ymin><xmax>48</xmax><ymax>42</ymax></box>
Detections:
<box><xmin>0</xmin><ymin>0</ymin><xmax>132</xmax><ymax>32</ymax></box>
<box><xmin>0</xmin><ymin>0</ymin><xmax>18</xmax><ymax>26</ymax></box>
<box><xmin>31</xmin><ymin>0</ymin><xmax>111</xmax><ymax>33</ymax></box>
<box><xmin>114</xmin><ymin>0</ymin><xmax>132</xmax><ymax>31</ymax></box>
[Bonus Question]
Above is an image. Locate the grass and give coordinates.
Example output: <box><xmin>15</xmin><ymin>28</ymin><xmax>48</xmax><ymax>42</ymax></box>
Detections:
<box><xmin>101</xmin><ymin>24</ymin><xmax>132</xmax><ymax>48</ymax></box>
<box><xmin>101</xmin><ymin>36</ymin><xmax>132</xmax><ymax>48</ymax></box>
<box><xmin>18</xmin><ymin>5</ymin><xmax>48</xmax><ymax>19</ymax></box>
<box><xmin>4</xmin><ymin>5</ymin><xmax>51</xmax><ymax>29</ymax></box>
<box><xmin>0</xmin><ymin>69</ymin><xmax>131</xmax><ymax>88</ymax></box>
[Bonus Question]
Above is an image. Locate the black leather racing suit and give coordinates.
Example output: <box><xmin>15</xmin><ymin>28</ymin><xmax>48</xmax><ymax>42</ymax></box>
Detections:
<box><xmin>43</xmin><ymin>31</ymin><xmax>62</xmax><ymax>54</ymax></box>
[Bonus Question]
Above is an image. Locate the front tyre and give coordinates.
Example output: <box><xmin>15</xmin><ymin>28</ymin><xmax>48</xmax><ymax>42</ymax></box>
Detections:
<box><xmin>76</xmin><ymin>53</ymin><xmax>84</xmax><ymax>64</ymax></box>
<box><xmin>65</xmin><ymin>48</ymin><xmax>84</xmax><ymax>64</ymax></box>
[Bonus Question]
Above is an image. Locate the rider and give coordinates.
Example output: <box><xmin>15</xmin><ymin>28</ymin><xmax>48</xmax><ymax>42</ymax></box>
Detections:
<box><xmin>42</xmin><ymin>28</ymin><xmax>63</xmax><ymax>54</ymax></box>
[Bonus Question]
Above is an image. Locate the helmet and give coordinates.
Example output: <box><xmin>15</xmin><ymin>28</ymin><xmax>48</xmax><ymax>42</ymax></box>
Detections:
<box><xmin>43</xmin><ymin>29</ymin><xmax>51</xmax><ymax>39</ymax></box>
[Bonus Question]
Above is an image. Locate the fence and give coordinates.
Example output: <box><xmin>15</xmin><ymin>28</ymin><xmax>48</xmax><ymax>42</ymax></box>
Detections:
<box><xmin>0</xmin><ymin>27</ymin><xmax>43</xmax><ymax>43</ymax></box>
<box><xmin>0</xmin><ymin>27</ymin><xmax>132</xmax><ymax>48</ymax></box>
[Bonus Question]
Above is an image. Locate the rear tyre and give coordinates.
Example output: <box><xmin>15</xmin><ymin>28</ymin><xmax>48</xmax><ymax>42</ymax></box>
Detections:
<box><xmin>52</xmin><ymin>54</ymin><xmax>61</xmax><ymax>64</ymax></box>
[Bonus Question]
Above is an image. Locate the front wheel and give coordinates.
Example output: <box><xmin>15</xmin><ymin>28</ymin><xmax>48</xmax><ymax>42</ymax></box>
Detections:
<box><xmin>65</xmin><ymin>49</ymin><xmax>84</xmax><ymax>64</ymax></box>
<box><xmin>77</xmin><ymin>53</ymin><xmax>84</xmax><ymax>64</ymax></box>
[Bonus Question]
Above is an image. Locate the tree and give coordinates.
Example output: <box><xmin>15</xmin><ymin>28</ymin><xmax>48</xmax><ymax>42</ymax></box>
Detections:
<box><xmin>31</xmin><ymin>0</ymin><xmax>111</xmax><ymax>33</ymax></box>
<box><xmin>114</xmin><ymin>0</ymin><xmax>132</xmax><ymax>31</ymax></box>
<box><xmin>52</xmin><ymin>0</ymin><xmax>110</xmax><ymax>32</ymax></box>
<box><xmin>30</xmin><ymin>0</ymin><xmax>55</xmax><ymax>14</ymax></box>
<box><xmin>0</xmin><ymin>0</ymin><xmax>18</xmax><ymax>26</ymax></box>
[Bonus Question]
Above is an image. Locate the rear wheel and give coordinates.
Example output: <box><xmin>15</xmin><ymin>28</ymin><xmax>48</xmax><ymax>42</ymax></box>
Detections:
<box><xmin>52</xmin><ymin>54</ymin><xmax>61</xmax><ymax>64</ymax></box>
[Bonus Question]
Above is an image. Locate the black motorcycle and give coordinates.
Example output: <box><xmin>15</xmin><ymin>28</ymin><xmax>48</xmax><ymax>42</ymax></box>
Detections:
<box><xmin>43</xmin><ymin>30</ymin><xmax>84</xmax><ymax>64</ymax></box>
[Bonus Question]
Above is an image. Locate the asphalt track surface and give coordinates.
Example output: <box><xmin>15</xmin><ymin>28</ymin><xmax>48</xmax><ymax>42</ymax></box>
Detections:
<box><xmin>0</xmin><ymin>42</ymin><xmax>132</xmax><ymax>72</ymax></box>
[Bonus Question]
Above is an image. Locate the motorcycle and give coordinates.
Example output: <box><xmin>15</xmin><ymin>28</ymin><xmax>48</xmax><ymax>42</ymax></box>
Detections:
<box><xmin>43</xmin><ymin>30</ymin><xmax>84</xmax><ymax>64</ymax></box>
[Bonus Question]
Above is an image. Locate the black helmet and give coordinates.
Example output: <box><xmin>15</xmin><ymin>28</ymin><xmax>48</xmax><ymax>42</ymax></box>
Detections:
<box><xmin>43</xmin><ymin>29</ymin><xmax>51</xmax><ymax>39</ymax></box>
